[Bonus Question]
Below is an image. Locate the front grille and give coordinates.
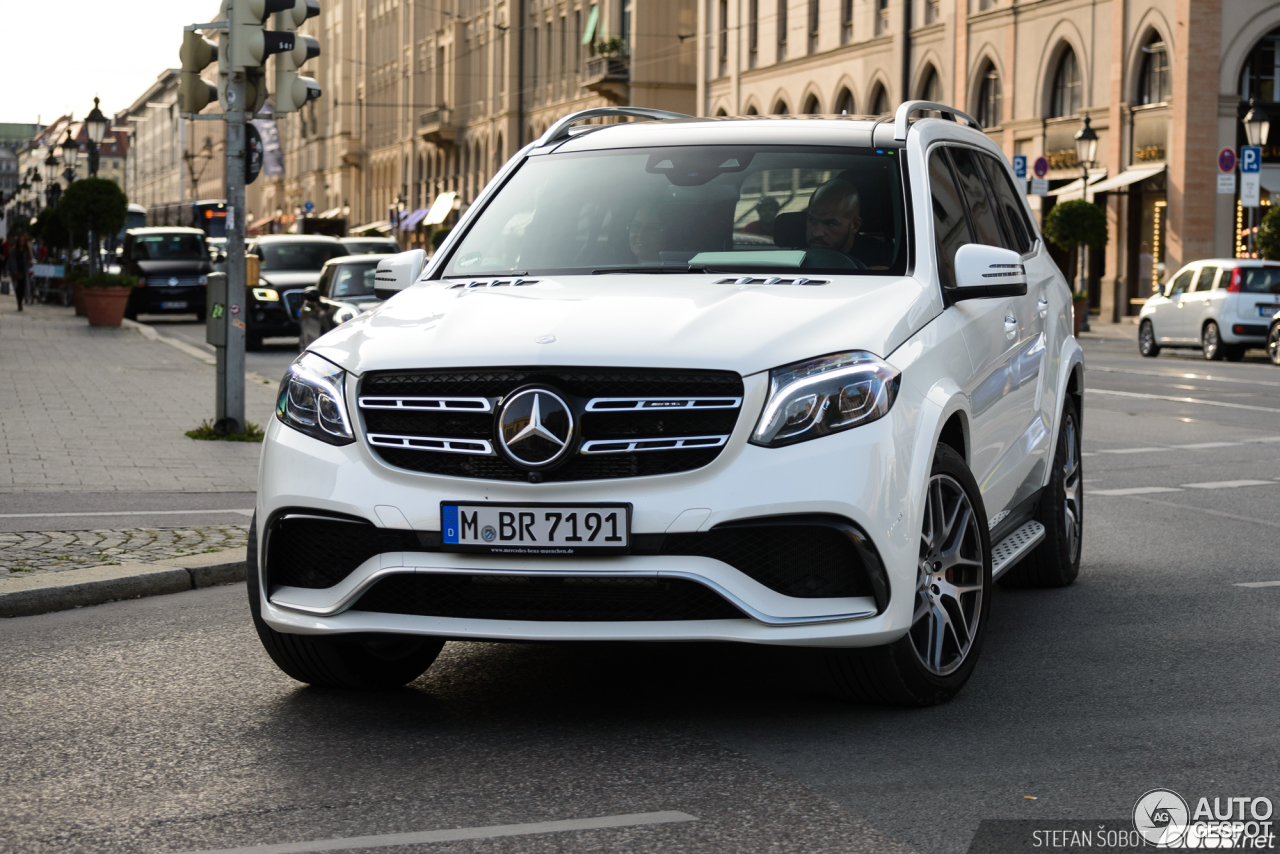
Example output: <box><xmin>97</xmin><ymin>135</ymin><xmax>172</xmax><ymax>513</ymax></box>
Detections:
<box><xmin>358</xmin><ymin>367</ymin><xmax>745</xmax><ymax>481</ymax></box>
<box><xmin>352</xmin><ymin>574</ymin><xmax>746</xmax><ymax>621</ymax></box>
<box><xmin>266</xmin><ymin>513</ymin><xmax>420</xmax><ymax>589</ymax></box>
<box><xmin>661</xmin><ymin>524</ymin><xmax>876</xmax><ymax>599</ymax></box>
<box><xmin>146</xmin><ymin>274</ymin><xmax>205</xmax><ymax>287</ymax></box>
<box><xmin>281</xmin><ymin>289</ymin><xmax>305</xmax><ymax>318</ymax></box>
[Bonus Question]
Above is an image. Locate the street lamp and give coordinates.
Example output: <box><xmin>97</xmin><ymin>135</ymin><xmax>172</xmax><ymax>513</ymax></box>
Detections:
<box><xmin>43</xmin><ymin>146</ymin><xmax>62</xmax><ymax>209</ymax></box>
<box><xmin>60</xmin><ymin>129</ymin><xmax>79</xmax><ymax>183</ymax></box>
<box><xmin>84</xmin><ymin>97</ymin><xmax>108</xmax><ymax>178</ymax></box>
<box><xmin>1242</xmin><ymin>99</ymin><xmax>1270</xmax><ymax>258</ymax></box>
<box><xmin>1073</xmin><ymin>115</ymin><xmax>1099</xmax><ymax>331</ymax></box>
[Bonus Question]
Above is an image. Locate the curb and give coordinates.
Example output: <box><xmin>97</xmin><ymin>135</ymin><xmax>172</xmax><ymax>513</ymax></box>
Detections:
<box><xmin>122</xmin><ymin>318</ymin><xmax>281</xmax><ymax>387</ymax></box>
<box><xmin>0</xmin><ymin>551</ymin><xmax>247</xmax><ymax>618</ymax></box>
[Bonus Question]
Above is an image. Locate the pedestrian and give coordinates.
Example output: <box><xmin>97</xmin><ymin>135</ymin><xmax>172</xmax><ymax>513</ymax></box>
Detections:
<box><xmin>7</xmin><ymin>234</ymin><xmax>32</xmax><ymax>311</ymax></box>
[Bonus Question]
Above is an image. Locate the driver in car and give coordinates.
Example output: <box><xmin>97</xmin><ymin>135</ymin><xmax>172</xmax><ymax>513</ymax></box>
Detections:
<box><xmin>805</xmin><ymin>179</ymin><xmax>867</xmax><ymax>268</ymax></box>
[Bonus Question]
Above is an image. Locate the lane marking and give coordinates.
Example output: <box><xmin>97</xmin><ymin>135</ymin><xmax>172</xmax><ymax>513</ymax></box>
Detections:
<box><xmin>1090</xmin><ymin>487</ymin><xmax>1183</xmax><ymax>496</ymax></box>
<box><xmin>165</xmin><ymin>811</ymin><xmax>699</xmax><ymax>854</ymax></box>
<box><xmin>1091</xmin><ymin>365</ymin><xmax>1280</xmax><ymax>389</ymax></box>
<box><xmin>1181</xmin><ymin>480</ymin><xmax>1275</xmax><ymax>489</ymax></box>
<box><xmin>1235</xmin><ymin>581</ymin><xmax>1280</xmax><ymax>588</ymax></box>
<box><xmin>0</xmin><ymin>509</ymin><xmax>254</xmax><ymax>520</ymax></box>
<box><xmin>1096</xmin><ymin>447</ymin><xmax>1169</xmax><ymax>455</ymax></box>
<box><xmin>1086</xmin><ymin>388</ymin><xmax>1280</xmax><ymax>414</ymax></box>
<box><xmin>1119</xmin><ymin>495</ymin><xmax>1280</xmax><ymax>531</ymax></box>
<box><xmin>1171</xmin><ymin>442</ymin><xmax>1241</xmax><ymax>449</ymax></box>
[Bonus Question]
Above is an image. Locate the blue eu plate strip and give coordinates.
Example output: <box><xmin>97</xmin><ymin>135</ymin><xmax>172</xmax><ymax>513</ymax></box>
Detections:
<box><xmin>442</xmin><ymin>505</ymin><xmax>459</xmax><ymax>544</ymax></box>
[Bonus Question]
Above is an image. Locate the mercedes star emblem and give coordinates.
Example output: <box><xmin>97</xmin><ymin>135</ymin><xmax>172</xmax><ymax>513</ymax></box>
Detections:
<box><xmin>497</xmin><ymin>388</ymin><xmax>574</xmax><ymax>468</ymax></box>
<box><xmin>168</xmin><ymin>277</ymin><xmax>179</xmax><ymax>286</ymax></box>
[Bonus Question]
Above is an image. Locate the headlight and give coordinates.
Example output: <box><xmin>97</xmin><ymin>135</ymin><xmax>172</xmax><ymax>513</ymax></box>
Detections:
<box><xmin>275</xmin><ymin>353</ymin><xmax>354</xmax><ymax>445</ymax></box>
<box><xmin>751</xmin><ymin>351</ymin><xmax>899</xmax><ymax>448</ymax></box>
<box><xmin>253</xmin><ymin>287</ymin><xmax>280</xmax><ymax>301</ymax></box>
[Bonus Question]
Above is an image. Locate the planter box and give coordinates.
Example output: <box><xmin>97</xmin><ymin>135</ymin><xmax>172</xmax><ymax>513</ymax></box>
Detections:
<box><xmin>82</xmin><ymin>286</ymin><xmax>133</xmax><ymax>327</ymax></box>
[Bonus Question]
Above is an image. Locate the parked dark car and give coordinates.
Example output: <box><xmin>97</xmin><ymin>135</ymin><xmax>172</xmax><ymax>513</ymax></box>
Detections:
<box><xmin>120</xmin><ymin>228</ymin><xmax>213</xmax><ymax>321</ymax></box>
<box><xmin>340</xmin><ymin>236</ymin><xmax>399</xmax><ymax>255</ymax></box>
<box><xmin>298</xmin><ymin>255</ymin><xmax>389</xmax><ymax>350</ymax></box>
<box><xmin>244</xmin><ymin>235</ymin><xmax>348</xmax><ymax>350</ymax></box>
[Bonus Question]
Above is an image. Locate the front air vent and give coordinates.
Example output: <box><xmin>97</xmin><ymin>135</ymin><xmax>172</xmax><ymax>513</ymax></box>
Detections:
<box><xmin>443</xmin><ymin>279</ymin><xmax>540</xmax><ymax>289</ymax></box>
<box><xmin>716</xmin><ymin>276</ymin><xmax>828</xmax><ymax>286</ymax></box>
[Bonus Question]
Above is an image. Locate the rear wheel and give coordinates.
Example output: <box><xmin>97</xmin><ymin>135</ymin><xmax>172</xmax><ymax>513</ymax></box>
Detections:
<box><xmin>1270</xmin><ymin>324</ymin><xmax>1280</xmax><ymax>365</ymax></box>
<box><xmin>1138</xmin><ymin>320</ymin><xmax>1160</xmax><ymax>357</ymax></box>
<box><xmin>247</xmin><ymin>514</ymin><xmax>445</xmax><ymax>689</ymax></box>
<box><xmin>1202</xmin><ymin>321</ymin><xmax>1225</xmax><ymax>361</ymax></box>
<box><xmin>826</xmin><ymin>444</ymin><xmax>990</xmax><ymax>706</ymax></box>
<box><xmin>1000</xmin><ymin>399</ymin><xmax>1082</xmax><ymax>588</ymax></box>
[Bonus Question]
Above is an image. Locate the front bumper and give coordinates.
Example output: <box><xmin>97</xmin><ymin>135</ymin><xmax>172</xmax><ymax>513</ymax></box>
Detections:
<box><xmin>257</xmin><ymin>372</ymin><xmax>921</xmax><ymax>648</ymax></box>
<box><xmin>128</xmin><ymin>286</ymin><xmax>206</xmax><ymax>314</ymax></box>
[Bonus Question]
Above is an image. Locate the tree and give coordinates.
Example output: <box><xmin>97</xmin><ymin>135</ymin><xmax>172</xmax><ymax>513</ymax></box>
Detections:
<box><xmin>32</xmin><ymin>205</ymin><xmax>71</xmax><ymax>254</ymax></box>
<box><xmin>1256</xmin><ymin>204</ymin><xmax>1280</xmax><ymax>261</ymax></box>
<box><xmin>1043</xmin><ymin>199</ymin><xmax>1108</xmax><ymax>254</ymax></box>
<box><xmin>58</xmin><ymin>178</ymin><xmax>128</xmax><ymax>273</ymax></box>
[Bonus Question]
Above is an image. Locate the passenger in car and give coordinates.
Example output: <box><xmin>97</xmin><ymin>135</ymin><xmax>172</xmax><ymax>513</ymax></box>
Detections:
<box><xmin>741</xmin><ymin>197</ymin><xmax>781</xmax><ymax>238</ymax></box>
<box><xmin>628</xmin><ymin>204</ymin><xmax>668</xmax><ymax>264</ymax></box>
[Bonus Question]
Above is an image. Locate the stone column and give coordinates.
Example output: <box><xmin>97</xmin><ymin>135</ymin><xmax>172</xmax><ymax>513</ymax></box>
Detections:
<box><xmin>1102</xmin><ymin>0</ymin><xmax>1126</xmax><ymax>322</ymax></box>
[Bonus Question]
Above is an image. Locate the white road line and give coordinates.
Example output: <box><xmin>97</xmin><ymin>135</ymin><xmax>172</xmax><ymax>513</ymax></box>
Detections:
<box><xmin>1235</xmin><ymin>581</ymin><xmax>1280</xmax><ymax>588</ymax></box>
<box><xmin>1090</xmin><ymin>487</ymin><xmax>1184</xmax><ymax>496</ymax></box>
<box><xmin>1091</xmin><ymin>365</ymin><xmax>1280</xmax><ymax>388</ymax></box>
<box><xmin>1171</xmin><ymin>442</ymin><xmax>1241</xmax><ymax>449</ymax></box>
<box><xmin>166</xmin><ymin>811</ymin><xmax>699</xmax><ymax>854</ymax></box>
<box><xmin>1120</xmin><ymin>494</ymin><xmax>1280</xmax><ymax>531</ymax></box>
<box><xmin>1181</xmin><ymin>480</ymin><xmax>1275</xmax><ymax>489</ymax></box>
<box><xmin>1096</xmin><ymin>447</ymin><xmax>1169</xmax><ymax>455</ymax></box>
<box><xmin>1086</xmin><ymin>388</ymin><xmax>1280</xmax><ymax>414</ymax></box>
<box><xmin>0</xmin><ymin>509</ymin><xmax>254</xmax><ymax>520</ymax></box>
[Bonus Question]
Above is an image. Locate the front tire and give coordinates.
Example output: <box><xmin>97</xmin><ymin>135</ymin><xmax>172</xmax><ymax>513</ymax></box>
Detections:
<box><xmin>1202</xmin><ymin>321</ymin><xmax>1225</xmax><ymax>361</ymax></box>
<box><xmin>247</xmin><ymin>515</ymin><xmax>445</xmax><ymax>689</ymax></box>
<box><xmin>826</xmin><ymin>444</ymin><xmax>991</xmax><ymax>706</ymax></box>
<box><xmin>1000</xmin><ymin>398</ymin><xmax>1082</xmax><ymax>588</ymax></box>
<box><xmin>1270</xmin><ymin>324</ymin><xmax>1280</xmax><ymax>365</ymax></box>
<box><xmin>1138</xmin><ymin>320</ymin><xmax>1160</xmax><ymax>357</ymax></box>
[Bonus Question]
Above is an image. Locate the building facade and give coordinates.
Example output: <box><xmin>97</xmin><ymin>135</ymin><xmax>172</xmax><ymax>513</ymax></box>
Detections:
<box><xmin>698</xmin><ymin>0</ymin><xmax>1280</xmax><ymax>319</ymax></box>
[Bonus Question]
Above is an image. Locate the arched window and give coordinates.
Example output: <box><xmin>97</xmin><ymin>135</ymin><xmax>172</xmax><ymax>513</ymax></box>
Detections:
<box><xmin>918</xmin><ymin>64</ymin><xmax>941</xmax><ymax>103</ymax></box>
<box><xmin>834</xmin><ymin>87</ymin><xmax>854</xmax><ymax>115</ymax></box>
<box><xmin>976</xmin><ymin>62</ymin><xmax>1002</xmax><ymax>128</ymax></box>
<box><xmin>495</xmin><ymin>134</ymin><xmax>504</xmax><ymax>170</ymax></box>
<box><xmin>715</xmin><ymin>107</ymin><xmax>728</xmax><ymax>116</ymax></box>
<box><xmin>869</xmin><ymin>83</ymin><xmax>889</xmax><ymax>115</ymax></box>
<box><xmin>1138</xmin><ymin>33</ymin><xmax>1170</xmax><ymax>105</ymax></box>
<box><xmin>1050</xmin><ymin>47</ymin><xmax>1082</xmax><ymax>117</ymax></box>
<box><xmin>774</xmin><ymin>99</ymin><xmax>790</xmax><ymax>115</ymax></box>
<box><xmin>745</xmin><ymin>104</ymin><xmax>759</xmax><ymax>116</ymax></box>
<box><xmin>803</xmin><ymin>94</ymin><xmax>821</xmax><ymax>114</ymax></box>
<box><xmin>1239</xmin><ymin>27</ymin><xmax>1280</xmax><ymax>103</ymax></box>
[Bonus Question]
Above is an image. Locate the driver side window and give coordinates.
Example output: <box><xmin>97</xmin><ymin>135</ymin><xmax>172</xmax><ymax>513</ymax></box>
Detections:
<box><xmin>1168</xmin><ymin>269</ymin><xmax>1194</xmax><ymax>297</ymax></box>
<box><xmin>928</xmin><ymin>148</ymin><xmax>973</xmax><ymax>291</ymax></box>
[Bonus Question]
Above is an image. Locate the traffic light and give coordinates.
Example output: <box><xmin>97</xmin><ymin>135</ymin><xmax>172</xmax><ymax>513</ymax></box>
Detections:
<box><xmin>178</xmin><ymin>30</ymin><xmax>219</xmax><ymax>115</ymax></box>
<box><xmin>273</xmin><ymin>0</ymin><xmax>321</xmax><ymax>114</ymax></box>
<box><xmin>228</xmin><ymin>0</ymin><xmax>297</xmax><ymax>71</ymax></box>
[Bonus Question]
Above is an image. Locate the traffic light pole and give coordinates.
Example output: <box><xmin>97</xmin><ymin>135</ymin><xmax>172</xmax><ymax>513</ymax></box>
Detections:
<box><xmin>218</xmin><ymin>71</ymin><xmax>247</xmax><ymax>434</ymax></box>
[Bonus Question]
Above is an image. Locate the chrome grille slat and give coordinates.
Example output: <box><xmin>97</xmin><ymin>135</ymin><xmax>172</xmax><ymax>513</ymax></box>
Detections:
<box><xmin>580</xmin><ymin>435</ymin><xmax>730</xmax><ymax>455</ymax></box>
<box><xmin>585</xmin><ymin>396</ymin><xmax>742</xmax><ymax>411</ymax></box>
<box><xmin>358</xmin><ymin>396</ymin><xmax>493</xmax><ymax>412</ymax></box>
<box><xmin>366</xmin><ymin>433</ymin><xmax>495</xmax><ymax>455</ymax></box>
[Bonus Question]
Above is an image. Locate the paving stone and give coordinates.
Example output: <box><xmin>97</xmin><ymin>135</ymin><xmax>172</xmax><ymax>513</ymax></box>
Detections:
<box><xmin>0</xmin><ymin>526</ymin><xmax>249</xmax><ymax>576</ymax></box>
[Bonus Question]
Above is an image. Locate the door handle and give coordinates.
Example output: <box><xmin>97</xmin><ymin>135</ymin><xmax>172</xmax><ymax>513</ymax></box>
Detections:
<box><xmin>1004</xmin><ymin>315</ymin><xmax>1017</xmax><ymax>340</ymax></box>
<box><xmin>1037</xmin><ymin>296</ymin><xmax>1049</xmax><ymax>318</ymax></box>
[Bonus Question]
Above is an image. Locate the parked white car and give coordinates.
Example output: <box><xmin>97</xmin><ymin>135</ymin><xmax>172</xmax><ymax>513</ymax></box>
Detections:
<box><xmin>252</xmin><ymin>102</ymin><xmax>1085</xmax><ymax>705</ymax></box>
<box><xmin>1138</xmin><ymin>259</ymin><xmax>1280</xmax><ymax>360</ymax></box>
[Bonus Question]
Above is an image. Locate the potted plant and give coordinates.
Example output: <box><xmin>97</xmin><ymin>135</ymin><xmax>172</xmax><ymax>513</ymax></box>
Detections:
<box><xmin>79</xmin><ymin>271</ymin><xmax>138</xmax><ymax>327</ymax></box>
<box><xmin>1044</xmin><ymin>198</ymin><xmax>1107</xmax><ymax>336</ymax></box>
<box><xmin>57</xmin><ymin>177</ymin><xmax>128</xmax><ymax>279</ymax></box>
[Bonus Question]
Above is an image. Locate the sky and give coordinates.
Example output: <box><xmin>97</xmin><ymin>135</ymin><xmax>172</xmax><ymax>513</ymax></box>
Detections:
<box><xmin>1</xmin><ymin>2</ymin><xmax>219</xmax><ymax>126</ymax></box>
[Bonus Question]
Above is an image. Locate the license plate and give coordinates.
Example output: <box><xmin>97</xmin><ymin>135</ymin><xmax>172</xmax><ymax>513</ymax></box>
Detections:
<box><xmin>442</xmin><ymin>503</ymin><xmax>630</xmax><ymax>554</ymax></box>
<box><xmin>161</xmin><ymin>301</ymin><xmax>188</xmax><ymax>309</ymax></box>
<box><xmin>1258</xmin><ymin>305</ymin><xmax>1279</xmax><ymax>317</ymax></box>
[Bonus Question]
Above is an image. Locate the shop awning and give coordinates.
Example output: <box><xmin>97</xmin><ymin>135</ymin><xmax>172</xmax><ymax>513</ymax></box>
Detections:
<box><xmin>1087</xmin><ymin>163</ymin><xmax>1165</xmax><ymax>195</ymax></box>
<box><xmin>317</xmin><ymin>206</ymin><xmax>344</xmax><ymax>219</ymax></box>
<box><xmin>1048</xmin><ymin>169</ymin><xmax>1108</xmax><ymax>200</ymax></box>
<box><xmin>350</xmin><ymin>221</ymin><xmax>393</xmax><ymax>236</ymax></box>
<box><xmin>424</xmin><ymin>192</ymin><xmax>458</xmax><ymax>226</ymax></box>
<box><xmin>249</xmin><ymin>214</ymin><xmax>277</xmax><ymax>230</ymax></box>
<box><xmin>399</xmin><ymin>207</ymin><xmax>430</xmax><ymax>231</ymax></box>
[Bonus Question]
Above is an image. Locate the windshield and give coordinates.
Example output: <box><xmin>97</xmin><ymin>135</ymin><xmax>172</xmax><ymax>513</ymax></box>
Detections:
<box><xmin>1239</xmin><ymin>266</ymin><xmax>1280</xmax><ymax>293</ymax></box>
<box><xmin>344</xmin><ymin>240</ymin><xmax>398</xmax><ymax>255</ymax></box>
<box><xmin>132</xmin><ymin>233</ymin><xmax>207</xmax><ymax>261</ymax></box>
<box><xmin>329</xmin><ymin>262</ymin><xmax>379</xmax><ymax>298</ymax></box>
<box><xmin>442</xmin><ymin>145</ymin><xmax>907</xmax><ymax>277</ymax></box>
<box><xmin>257</xmin><ymin>242</ymin><xmax>348</xmax><ymax>271</ymax></box>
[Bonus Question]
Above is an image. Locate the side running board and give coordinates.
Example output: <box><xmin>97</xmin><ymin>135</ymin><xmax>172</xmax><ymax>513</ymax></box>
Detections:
<box><xmin>991</xmin><ymin>521</ymin><xmax>1046</xmax><ymax>580</ymax></box>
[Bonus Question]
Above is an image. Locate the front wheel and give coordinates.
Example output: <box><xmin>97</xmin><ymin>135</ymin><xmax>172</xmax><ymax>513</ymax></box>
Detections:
<box><xmin>1138</xmin><ymin>320</ymin><xmax>1160</xmax><ymax>357</ymax></box>
<box><xmin>1269</xmin><ymin>324</ymin><xmax>1280</xmax><ymax>365</ymax></box>
<box><xmin>1202</xmin><ymin>321</ymin><xmax>1225</xmax><ymax>361</ymax></box>
<box><xmin>247</xmin><ymin>514</ymin><xmax>446</xmax><ymax>689</ymax></box>
<box><xmin>826</xmin><ymin>444</ymin><xmax>991</xmax><ymax>706</ymax></box>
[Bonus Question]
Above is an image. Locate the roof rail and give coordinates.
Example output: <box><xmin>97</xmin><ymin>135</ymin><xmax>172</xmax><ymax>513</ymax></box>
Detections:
<box><xmin>536</xmin><ymin>107</ymin><xmax>690</xmax><ymax>148</ymax></box>
<box><xmin>893</xmin><ymin>101</ymin><xmax>983</xmax><ymax>141</ymax></box>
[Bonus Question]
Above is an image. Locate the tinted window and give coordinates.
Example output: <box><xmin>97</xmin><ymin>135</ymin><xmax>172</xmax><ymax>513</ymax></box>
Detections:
<box><xmin>1169</xmin><ymin>270</ymin><xmax>1194</xmax><ymax>297</ymax></box>
<box><xmin>947</xmin><ymin>147</ymin><xmax>1005</xmax><ymax>248</ymax></box>
<box><xmin>344</xmin><ymin>240</ymin><xmax>399</xmax><ymax>255</ymax></box>
<box><xmin>1194</xmin><ymin>267</ymin><xmax>1218</xmax><ymax>292</ymax></box>
<box><xmin>980</xmin><ymin>154</ymin><xmax>1035</xmax><ymax>254</ymax></box>
<box><xmin>258</xmin><ymin>242</ymin><xmax>348</xmax><ymax>271</ymax></box>
<box><xmin>928</xmin><ymin>149</ymin><xmax>972</xmax><ymax>290</ymax></box>
<box><xmin>131</xmin><ymin>233</ymin><xmax>207</xmax><ymax>261</ymax></box>
<box><xmin>1239</xmin><ymin>266</ymin><xmax>1280</xmax><ymax>293</ymax></box>
<box><xmin>443</xmin><ymin>146</ymin><xmax>908</xmax><ymax>276</ymax></box>
<box><xmin>329</xmin><ymin>263</ymin><xmax>379</xmax><ymax>298</ymax></box>
<box><xmin>316</xmin><ymin>267</ymin><xmax>334</xmax><ymax>298</ymax></box>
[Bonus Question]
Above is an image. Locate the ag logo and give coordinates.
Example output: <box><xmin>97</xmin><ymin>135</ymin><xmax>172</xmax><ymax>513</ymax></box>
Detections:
<box><xmin>496</xmin><ymin>387</ymin><xmax>574</xmax><ymax>469</ymax></box>
<box><xmin>1133</xmin><ymin>788</ymin><xmax>1189</xmax><ymax>846</ymax></box>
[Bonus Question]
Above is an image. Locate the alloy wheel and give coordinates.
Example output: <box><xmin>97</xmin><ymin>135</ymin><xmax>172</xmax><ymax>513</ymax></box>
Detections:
<box><xmin>1062</xmin><ymin>411</ymin><xmax>1082</xmax><ymax>566</ymax></box>
<box><xmin>1269</xmin><ymin>325</ymin><xmax>1280</xmax><ymax>365</ymax></box>
<box><xmin>911</xmin><ymin>474</ymin><xmax>985</xmax><ymax>676</ymax></box>
<box><xmin>1203</xmin><ymin>323</ymin><xmax>1221</xmax><ymax>360</ymax></box>
<box><xmin>1139</xmin><ymin>322</ymin><xmax>1156</xmax><ymax>356</ymax></box>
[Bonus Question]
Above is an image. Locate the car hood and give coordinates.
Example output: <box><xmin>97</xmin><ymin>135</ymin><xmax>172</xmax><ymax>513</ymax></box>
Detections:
<box><xmin>135</xmin><ymin>259</ymin><xmax>212</xmax><ymax>276</ymax></box>
<box><xmin>258</xmin><ymin>271</ymin><xmax>323</xmax><ymax>289</ymax></box>
<box><xmin>309</xmin><ymin>274</ymin><xmax>939</xmax><ymax>377</ymax></box>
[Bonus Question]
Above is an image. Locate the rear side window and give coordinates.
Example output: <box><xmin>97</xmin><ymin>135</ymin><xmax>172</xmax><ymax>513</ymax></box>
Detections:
<box><xmin>1238</xmin><ymin>266</ymin><xmax>1280</xmax><ymax>293</ymax></box>
<box><xmin>981</xmin><ymin>154</ymin><xmax>1036</xmax><ymax>254</ymax></box>
<box><xmin>928</xmin><ymin>149</ymin><xmax>973</xmax><ymax>290</ymax></box>
<box><xmin>1194</xmin><ymin>267</ymin><xmax>1218</xmax><ymax>292</ymax></box>
<box><xmin>946</xmin><ymin>147</ymin><xmax>1005</xmax><ymax>248</ymax></box>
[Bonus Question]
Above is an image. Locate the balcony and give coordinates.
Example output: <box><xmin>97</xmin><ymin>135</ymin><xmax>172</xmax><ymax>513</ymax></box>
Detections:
<box><xmin>418</xmin><ymin>107</ymin><xmax>457</xmax><ymax>147</ymax></box>
<box><xmin>583</xmin><ymin>57</ymin><xmax>629</xmax><ymax>95</ymax></box>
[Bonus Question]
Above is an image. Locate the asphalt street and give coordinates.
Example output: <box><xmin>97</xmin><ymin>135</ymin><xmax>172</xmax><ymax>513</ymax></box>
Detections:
<box><xmin>139</xmin><ymin>314</ymin><xmax>299</xmax><ymax>384</ymax></box>
<box><xmin>2</xmin><ymin>328</ymin><xmax>1278</xmax><ymax>854</ymax></box>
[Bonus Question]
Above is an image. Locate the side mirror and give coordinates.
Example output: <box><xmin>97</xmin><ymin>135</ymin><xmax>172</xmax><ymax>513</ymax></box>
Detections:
<box><xmin>373</xmin><ymin>249</ymin><xmax>427</xmax><ymax>301</ymax></box>
<box><xmin>950</xmin><ymin>243</ymin><xmax>1029</xmax><ymax>302</ymax></box>
<box><xmin>303</xmin><ymin>286</ymin><xmax>320</xmax><ymax>303</ymax></box>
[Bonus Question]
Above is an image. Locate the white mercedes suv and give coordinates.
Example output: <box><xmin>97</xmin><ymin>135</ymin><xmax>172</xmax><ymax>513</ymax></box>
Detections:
<box><xmin>251</xmin><ymin>102</ymin><xmax>1085</xmax><ymax>705</ymax></box>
